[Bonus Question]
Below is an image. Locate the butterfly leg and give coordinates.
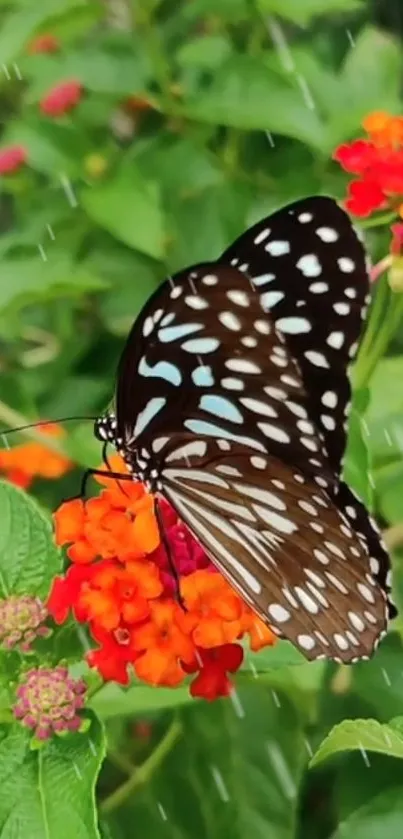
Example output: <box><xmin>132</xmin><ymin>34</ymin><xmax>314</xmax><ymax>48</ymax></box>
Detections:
<box><xmin>64</xmin><ymin>466</ymin><xmax>135</xmax><ymax>505</ymax></box>
<box><xmin>154</xmin><ymin>498</ymin><xmax>187</xmax><ymax>612</ymax></box>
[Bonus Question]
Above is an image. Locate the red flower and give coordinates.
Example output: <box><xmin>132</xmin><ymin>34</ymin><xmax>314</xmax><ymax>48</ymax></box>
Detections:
<box><xmin>40</xmin><ymin>80</ymin><xmax>82</xmax><ymax>117</ymax></box>
<box><xmin>47</xmin><ymin>564</ymin><xmax>96</xmax><ymax>624</ymax></box>
<box><xmin>333</xmin><ymin>139</ymin><xmax>376</xmax><ymax>175</ymax></box>
<box><xmin>344</xmin><ymin>179</ymin><xmax>386</xmax><ymax>217</ymax></box>
<box><xmin>0</xmin><ymin>145</ymin><xmax>27</xmax><ymax>175</ymax></box>
<box><xmin>28</xmin><ymin>34</ymin><xmax>59</xmax><ymax>54</ymax></box>
<box><xmin>184</xmin><ymin>644</ymin><xmax>244</xmax><ymax>701</ymax></box>
<box><xmin>88</xmin><ymin>625</ymin><xmax>139</xmax><ymax>685</ymax></box>
<box><xmin>334</xmin><ymin>110</ymin><xmax>403</xmax><ymax>221</ymax></box>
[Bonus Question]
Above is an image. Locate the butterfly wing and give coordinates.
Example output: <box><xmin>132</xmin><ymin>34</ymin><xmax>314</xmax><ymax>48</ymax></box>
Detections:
<box><xmin>221</xmin><ymin>196</ymin><xmax>370</xmax><ymax>475</ymax></box>
<box><xmin>116</xmin><ymin>263</ymin><xmax>333</xmax><ymax>488</ymax></box>
<box><xmin>158</xmin><ymin>438</ymin><xmax>388</xmax><ymax>662</ymax></box>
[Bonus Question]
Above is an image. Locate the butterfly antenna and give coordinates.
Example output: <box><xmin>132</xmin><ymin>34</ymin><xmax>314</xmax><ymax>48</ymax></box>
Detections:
<box><xmin>2</xmin><ymin>416</ymin><xmax>97</xmax><ymax>436</ymax></box>
<box><xmin>154</xmin><ymin>498</ymin><xmax>186</xmax><ymax>612</ymax></box>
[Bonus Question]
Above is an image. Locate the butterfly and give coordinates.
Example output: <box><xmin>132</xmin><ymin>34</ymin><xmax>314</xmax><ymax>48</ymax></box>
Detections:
<box><xmin>94</xmin><ymin>196</ymin><xmax>395</xmax><ymax>663</ymax></box>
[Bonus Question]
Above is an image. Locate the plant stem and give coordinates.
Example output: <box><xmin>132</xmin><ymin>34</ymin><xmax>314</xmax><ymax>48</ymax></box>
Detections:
<box><xmin>352</xmin><ymin>279</ymin><xmax>403</xmax><ymax>391</ymax></box>
<box><xmin>100</xmin><ymin>717</ymin><xmax>182</xmax><ymax>814</ymax></box>
<box><xmin>360</xmin><ymin>211</ymin><xmax>397</xmax><ymax>229</ymax></box>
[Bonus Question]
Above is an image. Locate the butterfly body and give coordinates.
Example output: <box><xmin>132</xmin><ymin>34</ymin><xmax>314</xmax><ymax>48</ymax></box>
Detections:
<box><xmin>94</xmin><ymin>196</ymin><xmax>395</xmax><ymax>663</ymax></box>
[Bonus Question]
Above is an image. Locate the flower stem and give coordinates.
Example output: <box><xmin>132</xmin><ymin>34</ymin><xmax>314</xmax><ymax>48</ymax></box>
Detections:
<box><xmin>360</xmin><ymin>211</ymin><xmax>397</xmax><ymax>228</ymax></box>
<box><xmin>100</xmin><ymin>717</ymin><xmax>182</xmax><ymax>814</ymax></box>
<box><xmin>352</xmin><ymin>278</ymin><xmax>403</xmax><ymax>391</ymax></box>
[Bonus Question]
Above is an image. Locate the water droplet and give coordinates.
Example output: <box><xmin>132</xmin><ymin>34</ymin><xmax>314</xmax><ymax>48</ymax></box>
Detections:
<box><xmin>210</xmin><ymin>765</ymin><xmax>230</xmax><ymax>802</ymax></box>
<box><xmin>229</xmin><ymin>688</ymin><xmax>245</xmax><ymax>719</ymax></box>
<box><xmin>157</xmin><ymin>802</ymin><xmax>168</xmax><ymax>821</ymax></box>
<box><xmin>266</xmin><ymin>741</ymin><xmax>296</xmax><ymax>799</ymax></box>
<box><xmin>60</xmin><ymin>173</ymin><xmax>78</xmax><ymax>208</ymax></box>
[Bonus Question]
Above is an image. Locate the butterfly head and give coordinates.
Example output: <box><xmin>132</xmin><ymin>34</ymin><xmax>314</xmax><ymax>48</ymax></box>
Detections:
<box><xmin>94</xmin><ymin>412</ymin><xmax>119</xmax><ymax>445</ymax></box>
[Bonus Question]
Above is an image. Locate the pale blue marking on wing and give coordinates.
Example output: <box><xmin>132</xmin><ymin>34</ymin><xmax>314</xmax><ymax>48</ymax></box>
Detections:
<box><xmin>134</xmin><ymin>397</ymin><xmax>167</xmax><ymax>438</ymax></box>
<box><xmin>184</xmin><ymin>419</ymin><xmax>267</xmax><ymax>452</ymax></box>
<box><xmin>182</xmin><ymin>337</ymin><xmax>220</xmax><ymax>353</ymax></box>
<box><xmin>160</xmin><ymin>312</ymin><xmax>176</xmax><ymax>327</ymax></box>
<box><xmin>252</xmin><ymin>273</ymin><xmax>276</xmax><ymax>287</ymax></box>
<box><xmin>192</xmin><ymin>365</ymin><xmax>214</xmax><ymax>387</ymax></box>
<box><xmin>199</xmin><ymin>394</ymin><xmax>244</xmax><ymax>424</ymax></box>
<box><xmin>158</xmin><ymin>323</ymin><xmax>203</xmax><ymax>343</ymax></box>
<box><xmin>261</xmin><ymin>290</ymin><xmax>284</xmax><ymax>309</ymax></box>
<box><xmin>139</xmin><ymin>356</ymin><xmax>182</xmax><ymax>386</ymax></box>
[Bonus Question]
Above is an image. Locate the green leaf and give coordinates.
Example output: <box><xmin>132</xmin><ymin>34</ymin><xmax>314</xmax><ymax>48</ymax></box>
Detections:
<box><xmin>0</xmin><ymin>255</ymin><xmax>107</xmax><ymax>313</ymax></box>
<box><xmin>106</xmin><ymin>686</ymin><xmax>307</xmax><ymax>839</ymax></box>
<box><xmin>245</xmin><ymin>642</ymin><xmax>306</xmax><ymax>671</ymax></box>
<box><xmin>331</xmin><ymin>27</ymin><xmax>402</xmax><ymax>139</ymax></box>
<box><xmin>88</xmin><ymin>246</ymin><xmax>162</xmax><ymax>335</ymax></box>
<box><xmin>181</xmin><ymin>0</ymin><xmax>249</xmax><ymax>23</ymax></box>
<box><xmin>257</xmin><ymin>0</ymin><xmax>362</xmax><ymax>25</ymax></box>
<box><xmin>81</xmin><ymin>167</ymin><xmax>165</xmax><ymax>260</ymax></box>
<box><xmin>91</xmin><ymin>683</ymin><xmax>192</xmax><ymax>720</ymax></box>
<box><xmin>3</xmin><ymin>120</ymin><xmax>87</xmax><ymax>176</ymax></box>
<box><xmin>343</xmin><ymin>388</ymin><xmax>372</xmax><ymax>507</ymax></box>
<box><xmin>181</xmin><ymin>55</ymin><xmax>330</xmax><ymax>152</ymax></box>
<box><xmin>22</xmin><ymin>44</ymin><xmax>150</xmax><ymax>99</ymax></box>
<box><xmin>0</xmin><ymin>0</ymin><xmax>87</xmax><ymax>65</ymax></box>
<box><xmin>177</xmin><ymin>34</ymin><xmax>233</xmax><ymax>71</ymax></box>
<box><xmin>366</xmin><ymin>356</ymin><xmax>403</xmax><ymax>465</ymax></box>
<box><xmin>351</xmin><ymin>632</ymin><xmax>403</xmax><ymax>721</ymax></box>
<box><xmin>331</xmin><ymin>787</ymin><xmax>403</xmax><ymax>839</ymax></box>
<box><xmin>0</xmin><ymin>481</ymin><xmax>61</xmax><ymax>600</ymax></box>
<box><xmin>167</xmin><ymin>181</ymin><xmax>251</xmax><ymax>271</ymax></box>
<box><xmin>311</xmin><ymin>718</ymin><xmax>403</xmax><ymax>768</ymax></box>
<box><xmin>0</xmin><ymin>713</ymin><xmax>105</xmax><ymax>839</ymax></box>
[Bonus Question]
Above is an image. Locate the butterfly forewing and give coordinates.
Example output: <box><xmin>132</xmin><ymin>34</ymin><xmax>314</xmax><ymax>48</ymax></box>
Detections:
<box><xmin>221</xmin><ymin>196</ymin><xmax>370</xmax><ymax>475</ymax></box>
<box><xmin>160</xmin><ymin>440</ymin><xmax>388</xmax><ymax>662</ymax></box>
<box><xmin>116</xmin><ymin>263</ymin><xmax>334</xmax><ymax>489</ymax></box>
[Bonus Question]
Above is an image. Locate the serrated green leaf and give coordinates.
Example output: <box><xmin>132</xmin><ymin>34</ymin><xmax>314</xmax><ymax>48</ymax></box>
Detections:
<box><xmin>311</xmin><ymin>718</ymin><xmax>403</xmax><ymax>768</ymax></box>
<box><xmin>81</xmin><ymin>168</ymin><xmax>165</xmax><ymax>259</ymax></box>
<box><xmin>0</xmin><ymin>713</ymin><xmax>105</xmax><ymax>839</ymax></box>
<box><xmin>0</xmin><ymin>481</ymin><xmax>61</xmax><ymax>599</ymax></box>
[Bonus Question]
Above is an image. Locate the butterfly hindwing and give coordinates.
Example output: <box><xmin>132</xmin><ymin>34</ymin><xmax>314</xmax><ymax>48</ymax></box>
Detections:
<box><xmin>159</xmin><ymin>438</ymin><xmax>388</xmax><ymax>662</ymax></box>
<box><xmin>221</xmin><ymin>196</ymin><xmax>370</xmax><ymax>475</ymax></box>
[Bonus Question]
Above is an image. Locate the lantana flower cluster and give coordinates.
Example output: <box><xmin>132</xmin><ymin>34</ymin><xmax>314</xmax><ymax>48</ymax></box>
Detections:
<box><xmin>47</xmin><ymin>457</ymin><xmax>275</xmax><ymax>700</ymax></box>
<box><xmin>0</xmin><ymin>423</ymin><xmax>72</xmax><ymax>489</ymax></box>
<box><xmin>334</xmin><ymin>110</ymin><xmax>403</xmax><ymax>218</ymax></box>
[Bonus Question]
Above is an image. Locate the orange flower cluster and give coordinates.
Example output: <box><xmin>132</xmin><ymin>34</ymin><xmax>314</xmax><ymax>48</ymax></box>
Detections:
<box><xmin>48</xmin><ymin>457</ymin><xmax>276</xmax><ymax>699</ymax></box>
<box><xmin>0</xmin><ymin>424</ymin><xmax>72</xmax><ymax>489</ymax></box>
<box><xmin>334</xmin><ymin>111</ymin><xmax>403</xmax><ymax>217</ymax></box>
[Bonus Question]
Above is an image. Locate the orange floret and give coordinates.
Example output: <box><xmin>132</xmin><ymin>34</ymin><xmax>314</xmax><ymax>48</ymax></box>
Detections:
<box><xmin>0</xmin><ymin>423</ymin><xmax>72</xmax><ymax>487</ymax></box>
<box><xmin>181</xmin><ymin>569</ymin><xmax>243</xmax><ymax>648</ymax></box>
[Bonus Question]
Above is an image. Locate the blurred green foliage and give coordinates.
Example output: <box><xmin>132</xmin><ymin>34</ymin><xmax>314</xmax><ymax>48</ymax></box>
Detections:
<box><xmin>1</xmin><ymin>0</ymin><xmax>403</xmax><ymax>837</ymax></box>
